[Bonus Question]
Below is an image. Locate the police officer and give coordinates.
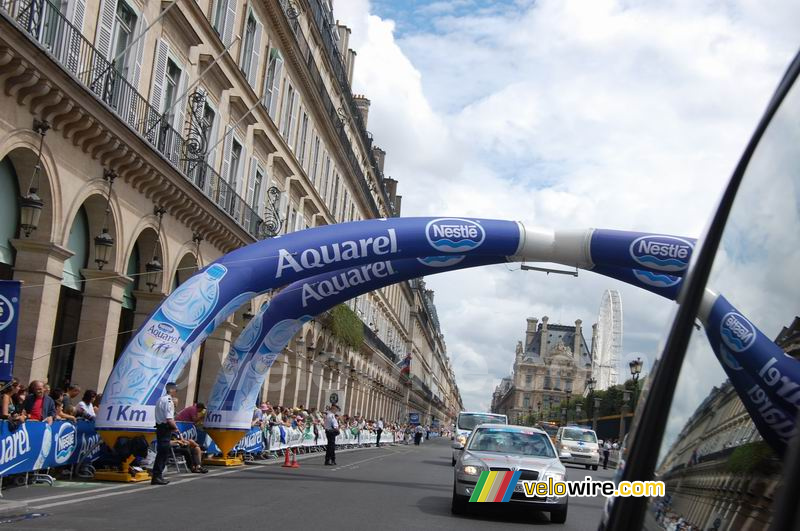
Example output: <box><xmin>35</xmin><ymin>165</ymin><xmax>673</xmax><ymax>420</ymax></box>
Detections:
<box><xmin>376</xmin><ymin>417</ymin><xmax>384</xmax><ymax>447</ymax></box>
<box><xmin>152</xmin><ymin>382</ymin><xmax>179</xmax><ymax>485</ymax></box>
<box><xmin>324</xmin><ymin>404</ymin><xmax>340</xmax><ymax>466</ymax></box>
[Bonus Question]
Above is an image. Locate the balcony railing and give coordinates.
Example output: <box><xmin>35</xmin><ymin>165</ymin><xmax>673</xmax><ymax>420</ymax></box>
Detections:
<box><xmin>1</xmin><ymin>0</ymin><xmax>266</xmax><ymax>239</ymax></box>
<box><xmin>278</xmin><ymin>0</ymin><xmax>394</xmax><ymax>218</ymax></box>
<box><xmin>362</xmin><ymin>323</ymin><xmax>397</xmax><ymax>362</ymax></box>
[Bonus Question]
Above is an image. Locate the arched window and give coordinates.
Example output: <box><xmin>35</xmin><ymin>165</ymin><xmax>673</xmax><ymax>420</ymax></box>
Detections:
<box><xmin>49</xmin><ymin>206</ymin><xmax>89</xmax><ymax>387</ymax></box>
<box><xmin>0</xmin><ymin>158</ymin><xmax>19</xmax><ymax>279</ymax></box>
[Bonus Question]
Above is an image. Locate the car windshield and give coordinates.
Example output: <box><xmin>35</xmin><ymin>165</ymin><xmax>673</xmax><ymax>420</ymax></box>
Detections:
<box><xmin>562</xmin><ymin>428</ymin><xmax>597</xmax><ymax>443</ymax></box>
<box><xmin>468</xmin><ymin>428</ymin><xmax>556</xmax><ymax>457</ymax></box>
<box><xmin>457</xmin><ymin>413</ymin><xmax>505</xmax><ymax>431</ymax></box>
<box><xmin>537</xmin><ymin>424</ymin><xmax>559</xmax><ymax>438</ymax></box>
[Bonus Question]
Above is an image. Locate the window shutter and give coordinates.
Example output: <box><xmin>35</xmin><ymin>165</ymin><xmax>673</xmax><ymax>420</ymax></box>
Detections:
<box><xmin>288</xmin><ymin>95</ymin><xmax>299</xmax><ymax>149</ymax></box>
<box><xmin>248</xmin><ymin>18</ymin><xmax>263</xmax><ymax>89</ymax></box>
<box><xmin>221</xmin><ymin>126</ymin><xmax>233</xmax><ymax>182</ymax></box>
<box><xmin>130</xmin><ymin>14</ymin><xmax>147</xmax><ymax>92</ymax></box>
<box><xmin>149</xmin><ymin>39</ymin><xmax>169</xmax><ymax>112</ymax></box>
<box><xmin>207</xmin><ymin>106</ymin><xmax>219</xmax><ymax>168</ymax></box>
<box><xmin>236</xmin><ymin>145</ymin><xmax>247</xmax><ymax>195</ymax></box>
<box><xmin>95</xmin><ymin>0</ymin><xmax>118</xmax><ymax>60</ymax></box>
<box><xmin>247</xmin><ymin>158</ymin><xmax>258</xmax><ymax>206</ymax></box>
<box><xmin>222</xmin><ymin>0</ymin><xmax>237</xmax><ymax>46</ymax></box>
<box><xmin>268</xmin><ymin>52</ymin><xmax>283</xmax><ymax>118</ymax></box>
<box><xmin>65</xmin><ymin>0</ymin><xmax>86</xmax><ymax>73</ymax></box>
<box><xmin>174</xmin><ymin>68</ymin><xmax>187</xmax><ymax>136</ymax></box>
<box><xmin>257</xmin><ymin>164</ymin><xmax>267</xmax><ymax>213</ymax></box>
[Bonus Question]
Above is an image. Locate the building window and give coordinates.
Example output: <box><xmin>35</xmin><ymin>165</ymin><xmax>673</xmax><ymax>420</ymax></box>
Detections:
<box><xmin>241</xmin><ymin>13</ymin><xmax>256</xmax><ymax>78</ymax></box>
<box><xmin>523</xmin><ymin>396</ymin><xmax>530</xmax><ymax>408</ymax></box>
<box><xmin>212</xmin><ymin>0</ymin><xmax>226</xmax><ymax>35</ymax></box>
<box><xmin>298</xmin><ymin>112</ymin><xmax>309</xmax><ymax>165</ymax></box>
<box><xmin>525</xmin><ymin>374</ymin><xmax>532</xmax><ymax>385</ymax></box>
<box><xmin>280</xmin><ymin>83</ymin><xmax>296</xmax><ymax>141</ymax></box>
<box><xmin>157</xmin><ymin>59</ymin><xmax>182</xmax><ymax>152</ymax></box>
<box><xmin>111</xmin><ymin>1</ymin><xmax>136</xmax><ymax>79</ymax></box>
<box><xmin>264</xmin><ymin>48</ymin><xmax>284</xmax><ymax>120</ymax></box>
<box><xmin>252</xmin><ymin>167</ymin><xmax>263</xmax><ymax>210</ymax></box>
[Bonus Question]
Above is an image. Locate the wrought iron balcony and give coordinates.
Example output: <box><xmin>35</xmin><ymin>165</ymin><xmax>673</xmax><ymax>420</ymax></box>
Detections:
<box><xmin>1</xmin><ymin>0</ymin><xmax>270</xmax><ymax>239</ymax></box>
<box><xmin>362</xmin><ymin>323</ymin><xmax>398</xmax><ymax>362</ymax></box>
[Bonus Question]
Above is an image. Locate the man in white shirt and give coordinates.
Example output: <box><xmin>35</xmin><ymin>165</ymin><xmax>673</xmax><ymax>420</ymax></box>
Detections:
<box><xmin>152</xmin><ymin>382</ymin><xmax>179</xmax><ymax>485</ymax></box>
<box><xmin>324</xmin><ymin>404</ymin><xmax>340</xmax><ymax>466</ymax></box>
<box><xmin>376</xmin><ymin>418</ymin><xmax>384</xmax><ymax>447</ymax></box>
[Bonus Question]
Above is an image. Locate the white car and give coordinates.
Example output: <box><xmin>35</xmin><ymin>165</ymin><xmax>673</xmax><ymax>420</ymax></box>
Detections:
<box><xmin>452</xmin><ymin>424</ymin><xmax>569</xmax><ymax>523</ymax></box>
<box><xmin>451</xmin><ymin>411</ymin><xmax>508</xmax><ymax>465</ymax></box>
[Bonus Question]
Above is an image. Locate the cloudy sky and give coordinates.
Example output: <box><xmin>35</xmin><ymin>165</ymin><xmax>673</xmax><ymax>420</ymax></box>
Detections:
<box><xmin>333</xmin><ymin>0</ymin><xmax>799</xmax><ymax>429</ymax></box>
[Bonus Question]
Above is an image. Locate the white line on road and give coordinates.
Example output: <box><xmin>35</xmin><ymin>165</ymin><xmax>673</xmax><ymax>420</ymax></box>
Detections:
<box><xmin>332</xmin><ymin>448</ymin><xmax>413</xmax><ymax>471</ymax></box>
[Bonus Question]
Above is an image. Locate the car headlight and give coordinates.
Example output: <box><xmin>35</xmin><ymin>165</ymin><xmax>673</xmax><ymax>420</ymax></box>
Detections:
<box><xmin>543</xmin><ymin>471</ymin><xmax>565</xmax><ymax>482</ymax></box>
<box><xmin>461</xmin><ymin>464</ymin><xmax>485</xmax><ymax>476</ymax></box>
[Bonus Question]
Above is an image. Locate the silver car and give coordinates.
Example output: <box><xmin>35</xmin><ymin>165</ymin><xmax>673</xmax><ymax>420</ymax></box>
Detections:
<box><xmin>452</xmin><ymin>424</ymin><xmax>569</xmax><ymax>523</ymax></box>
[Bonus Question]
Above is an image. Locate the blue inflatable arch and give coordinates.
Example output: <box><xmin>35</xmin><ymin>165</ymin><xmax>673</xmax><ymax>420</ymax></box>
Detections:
<box><xmin>97</xmin><ymin>217</ymin><xmax>796</xmax><ymax>455</ymax></box>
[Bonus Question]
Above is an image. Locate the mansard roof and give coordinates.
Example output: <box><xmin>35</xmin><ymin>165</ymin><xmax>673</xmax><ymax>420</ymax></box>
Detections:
<box><xmin>522</xmin><ymin>323</ymin><xmax>592</xmax><ymax>368</ymax></box>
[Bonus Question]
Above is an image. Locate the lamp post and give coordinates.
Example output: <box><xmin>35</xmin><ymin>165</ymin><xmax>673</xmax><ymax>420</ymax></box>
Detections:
<box><xmin>19</xmin><ymin>119</ymin><xmax>50</xmax><ymax>237</ymax></box>
<box><xmin>94</xmin><ymin>170</ymin><xmax>116</xmax><ymax>270</ymax></box>
<box><xmin>145</xmin><ymin>207</ymin><xmax>165</xmax><ymax>292</ymax></box>
<box><xmin>619</xmin><ymin>389</ymin><xmax>631</xmax><ymax>445</ymax></box>
<box><xmin>629</xmin><ymin>357</ymin><xmax>644</xmax><ymax>407</ymax></box>
<box><xmin>593</xmin><ymin>397</ymin><xmax>601</xmax><ymax>432</ymax></box>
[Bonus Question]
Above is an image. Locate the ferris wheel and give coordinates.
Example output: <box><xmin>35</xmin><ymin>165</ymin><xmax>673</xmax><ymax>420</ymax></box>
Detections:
<box><xmin>594</xmin><ymin>289</ymin><xmax>623</xmax><ymax>390</ymax></box>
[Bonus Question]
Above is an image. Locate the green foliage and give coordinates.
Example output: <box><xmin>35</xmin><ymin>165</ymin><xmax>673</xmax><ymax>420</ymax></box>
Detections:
<box><xmin>329</xmin><ymin>304</ymin><xmax>363</xmax><ymax>350</ymax></box>
<box><xmin>725</xmin><ymin>441</ymin><xmax>777</xmax><ymax>475</ymax></box>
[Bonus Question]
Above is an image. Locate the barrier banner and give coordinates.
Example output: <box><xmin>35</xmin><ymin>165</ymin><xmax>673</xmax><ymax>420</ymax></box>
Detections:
<box><xmin>704</xmin><ymin>294</ymin><xmax>800</xmax><ymax>455</ymax></box>
<box><xmin>0</xmin><ymin>280</ymin><xmax>21</xmax><ymax>381</ymax></box>
<box><xmin>100</xmin><ymin>218</ymin><xmax>523</xmax><ymax>433</ymax></box>
<box><xmin>0</xmin><ymin>420</ymin><xmax>101</xmax><ymax>476</ymax></box>
<box><xmin>205</xmin><ymin>255</ymin><xmax>503</xmax><ymax>431</ymax></box>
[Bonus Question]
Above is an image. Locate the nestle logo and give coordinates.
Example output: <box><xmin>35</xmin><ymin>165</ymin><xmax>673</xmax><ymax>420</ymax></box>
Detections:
<box><xmin>629</xmin><ymin>235</ymin><xmax>693</xmax><ymax>272</ymax></box>
<box><xmin>54</xmin><ymin>423</ymin><xmax>77</xmax><ymax>464</ymax></box>
<box><xmin>158</xmin><ymin>323</ymin><xmax>176</xmax><ymax>334</ymax></box>
<box><xmin>720</xmin><ymin>312</ymin><xmax>756</xmax><ymax>353</ymax></box>
<box><xmin>632</xmin><ymin>269</ymin><xmax>681</xmax><ymax>289</ymax></box>
<box><xmin>416</xmin><ymin>255</ymin><xmax>466</xmax><ymax>268</ymax></box>
<box><xmin>425</xmin><ymin>218</ymin><xmax>485</xmax><ymax>253</ymax></box>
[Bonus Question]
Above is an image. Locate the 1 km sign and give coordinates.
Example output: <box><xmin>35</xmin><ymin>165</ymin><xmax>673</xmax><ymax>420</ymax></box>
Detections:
<box><xmin>325</xmin><ymin>389</ymin><xmax>346</xmax><ymax>412</ymax></box>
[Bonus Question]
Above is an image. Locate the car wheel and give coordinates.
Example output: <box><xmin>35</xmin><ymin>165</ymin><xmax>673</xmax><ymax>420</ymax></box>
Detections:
<box><xmin>592</xmin><ymin>465</ymin><xmax>598</xmax><ymax>471</ymax></box>
<box><xmin>585</xmin><ymin>465</ymin><xmax>590</xmax><ymax>469</ymax></box>
<box><xmin>550</xmin><ymin>503</ymin><xmax>568</xmax><ymax>524</ymax></box>
<box><xmin>451</xmin><ymin>485</ymin><xmax>468</xmax><ymax>515</ymax></box>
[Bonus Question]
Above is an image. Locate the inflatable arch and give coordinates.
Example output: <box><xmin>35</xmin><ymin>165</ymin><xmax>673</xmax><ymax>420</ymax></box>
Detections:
<box><xmin>97</xmin><ymin>218</ymin><xmax>797</xmax><ymax>456</ymax></box>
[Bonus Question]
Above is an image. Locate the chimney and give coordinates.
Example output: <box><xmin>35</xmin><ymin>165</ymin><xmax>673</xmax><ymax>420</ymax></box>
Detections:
<box><xmin>336</xmin><ymin>23</ymin><xmax>351</xmax><ymax>56</ymax></box>
<box><xmin>372</xmin><ymin>146</ymin><xmax>386</xmax><ymax>174</ymax></box>
<box><xmin>393</xmin><ymin>195</ymin><xmax>402</xmax><ymax>216</ymax></box>
<box><xmin>573</xmin><ymin>319</ymin><xmax>582</xmax><ymax>358</ymax></box>
<box><xmin>526</xmin><ymin>317</ymin><xmax>538</xmax><ymax>350</ymax></box>
<box><xmin>353</xmin><ymin>94</ymin><xmax>371</xmax><ymax>128</ymax></box>
<box><xmin>540</xmin><ymin>316</ymin><xmax>549</xmax><ymax>356</ymax></box>
<box><xmin>347</xmin><ymin>49</ymin><xmax>357</xmax><ymax>86</ymax></box>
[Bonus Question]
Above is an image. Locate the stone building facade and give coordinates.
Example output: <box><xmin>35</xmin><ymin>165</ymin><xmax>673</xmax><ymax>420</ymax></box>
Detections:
<box><xmin>0</xmin><ymin>0</ymin><xmax>460</xmax><ymax>422</ymax></box>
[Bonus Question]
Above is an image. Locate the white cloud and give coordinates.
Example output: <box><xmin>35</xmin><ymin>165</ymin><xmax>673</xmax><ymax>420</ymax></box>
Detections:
<box><xmin>334</xmin><ymin>0</ymin><xmax>799</xmax><ymax>413</ymax></box>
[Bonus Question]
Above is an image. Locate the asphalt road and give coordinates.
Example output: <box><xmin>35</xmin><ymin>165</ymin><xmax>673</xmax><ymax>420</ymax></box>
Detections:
<box><xmin>0</xmin><ymin>438</ymin><xmax>613</xmax><ymax>530</ymax></box>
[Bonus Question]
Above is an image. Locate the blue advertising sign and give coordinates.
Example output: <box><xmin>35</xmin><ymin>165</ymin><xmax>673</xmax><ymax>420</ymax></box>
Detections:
<box><xmin>0</xmin><ymin>281</ymin><xmax>21</xmax><ymax>382</ymax></box>
<box><xmin>0</xmin><ymin>420</ymin><xmax>100</xmax><ymax>476</ymax></box>
<box><xmin>409</xmin><ymin>413</ymin><xmax>420</xmax><ymax>425</ymax></box>
<box><xmin>590</xmin><ymin>229</ymin><xmax>696</xmax><ymax>276</ymax></box>
<box><xmin>704</xmin><ymin>294</ymin><xmax>800</xmax><ymax>455</ymax></box>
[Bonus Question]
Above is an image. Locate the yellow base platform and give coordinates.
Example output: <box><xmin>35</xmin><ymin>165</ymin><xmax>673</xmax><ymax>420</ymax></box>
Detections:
<box><xmin>203</xmin><ymin>456</ymin><xmax>244</xmax><ymax>467</ymax></box>
<box><xmin>93</xmin><ymin>470</ymin><xmax>152</xmax><ymax>483</ymax></box>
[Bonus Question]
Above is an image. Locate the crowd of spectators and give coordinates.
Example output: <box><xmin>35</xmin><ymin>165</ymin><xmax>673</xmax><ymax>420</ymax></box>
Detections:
<box><xmin>0</xmin><ymin>377</ymin><xmax>101</xmax><ymax>428</ymax></box>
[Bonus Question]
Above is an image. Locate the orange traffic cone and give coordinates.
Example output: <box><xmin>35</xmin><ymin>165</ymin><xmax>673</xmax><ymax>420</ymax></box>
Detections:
<box><xmin>291</xmin><ymin>448</ymin><xmax>300</xmax><ymax>468</ymax></box>
<box><xmin>282</xmin><ymin>448</ymin><xmax>292</xmax><ymax>467</ymax></box>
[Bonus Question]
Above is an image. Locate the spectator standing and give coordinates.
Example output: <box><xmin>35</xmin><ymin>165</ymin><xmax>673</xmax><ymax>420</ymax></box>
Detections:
<box><xmin>152</xmin><ymin>382</ymin><xmax>179</xmax><ymax>485</ymax></box>
<box><xmin>376</xmin><ymin>418</ymin><xmax>384</xmax><ymax>447</ymax></box>
<box><xmin>176</xmin><ymin>402</ymin><xmax>206</xmax><ymax>424</ymax></box>
<box><xmin>76</xmin><ymin>390</ymin><xmax>98</xmax><ymax>419</ymax></box>
<box><xmin>22</xmin><ymin>381</ymin><xmax>55</xmax><ymax>424</ymax></box>
<box><xmin>62</xmin><ymin>384</ymin><xmax>81</xmax><ymax>410</ymax></box>
<box><xmin>324</xmin><ymin>404</ymin><xmax>340</xmax><ymax>466</ymax></box>
<box><xmin>0</xmin><ymin>379</ymin><xmax>26</xmax><ymax>425</ymax></box>
<box><xmin>414</xmin><ymin>424</ymin><xmax>424</xmax><ymax>446</ymax></box>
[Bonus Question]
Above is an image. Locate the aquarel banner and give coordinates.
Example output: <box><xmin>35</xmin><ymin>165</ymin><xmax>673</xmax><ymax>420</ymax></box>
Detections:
<box><xmin>204</xmin><ymin>254</ymin><xmax>504</xmax><ymax>430</ymax></box>
<box><xmin>704</xmin><ymin>294</ymin><xmax>800</xmax><ymax>455</ymax></box>
<box><xmin>0</xmin><ymin>280</ymin><xmax>21</xmax><ymax>381</ymax></box>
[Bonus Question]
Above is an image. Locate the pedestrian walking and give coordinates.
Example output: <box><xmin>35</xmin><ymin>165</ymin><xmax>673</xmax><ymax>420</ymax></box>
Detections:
<box><xmin>324</xmin><ymin>404</ymin><xmax>340</xmax><ymax>465</ymax></box>
<box><xmin>376</xmin><ymin>418</ymin><xmax>384</xmax><ymax>447</ymax></box>
<box><xmin>602</xmin><ymin>439</ymin><xmax>611</xmax><ymax>469</ymax></box>
<box><xmin>152</xmin><ymin>382</ymin><xmax>179</xmax><ymax>485</ymax></box>
<box><xmin>414</xmin><ymin>424</ymin><xmax>423</xmax><ymax>445</ymax></box>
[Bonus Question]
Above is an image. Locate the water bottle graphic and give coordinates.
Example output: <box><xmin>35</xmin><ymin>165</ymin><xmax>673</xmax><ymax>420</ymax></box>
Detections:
<box><xmin>33</xmin><ymin>424</ymin><xmax>53</xmax><ymax>471</ymax></box>
<box><xmin>162</xmin><ymin>264</ymin><xmax>228</xmax><ymax>327</ymax></box>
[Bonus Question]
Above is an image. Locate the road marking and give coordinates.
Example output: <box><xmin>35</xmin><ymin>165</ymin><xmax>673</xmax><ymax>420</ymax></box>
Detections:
<box><xmin>332</xmin><ymin>449</ymin><xmax>413</xmax><ymax>471</ymax></box>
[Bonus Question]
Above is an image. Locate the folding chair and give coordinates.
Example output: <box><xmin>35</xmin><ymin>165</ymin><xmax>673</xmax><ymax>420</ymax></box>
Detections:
<box><xmin>168</xmin><ymin>446</ymin><xmax>191</xmax><ymax>474</ymax></box>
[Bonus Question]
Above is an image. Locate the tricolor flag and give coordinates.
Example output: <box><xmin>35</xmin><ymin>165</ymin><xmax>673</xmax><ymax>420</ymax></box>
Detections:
<box><xmin>469</xmin><ymin>471</ymin><xmax>522</xmax><ymax>502</ymax></box>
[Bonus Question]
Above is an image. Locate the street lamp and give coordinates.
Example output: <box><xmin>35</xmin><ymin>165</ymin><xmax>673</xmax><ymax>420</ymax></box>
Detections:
<box><xmin>145</xmin><ymin>206</ymin><xmax>165</xmax><ymax>292</ymax></box>
<box><xmin>19</xmin><ymin>119</ymin><xmax>50</xmax><ymax>237</ymax></box>
<box><xmin>629</xmin><ymin>357</ymin><xmax>644</xmax><ymax>406</ymax></box>
<box><xmin>94</xmin><ymin>170</ymin><xmax>116</xmax><ymax>270</ymax></box>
